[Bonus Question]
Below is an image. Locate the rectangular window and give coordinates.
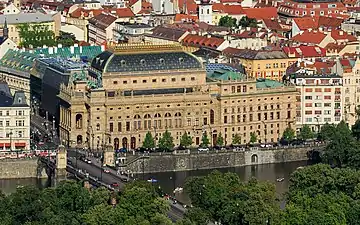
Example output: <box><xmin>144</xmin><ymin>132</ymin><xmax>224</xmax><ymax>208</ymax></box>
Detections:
<box><xmin>118</xmin><ymin>122</ymin><xmax>122</xmax><ymax>132</ymax></box>
<box><xmin>324</xmin><ymin>110</ymin><xmax>331</xmax><ymax>115</ymax></box>
<box><xmin>224</xmin><ymin>116</ymin><xmax>228</xmax><ymax>124</ymax></box>
<box><xmin>315</xmin><ymin>103</ymin><xmax>322</xmax><ymax>107</ymax></box>
<box><xmin>315</xmin><ymin>110</ymin><xmax>322</xmax><ymax>115</ymax></box>
<box><xmin>287</xmin><ymin>111</ymin><xmax>291</xmax><ymax>119</ymax></box>
<box><xmin>324</xmin><ymin>96</ymin><xmax>331</xmax><ymax>100</ymax></box>
<box><xmin>305</xmin><ymin>111</ymin><xmax>312</xmax><ymax>115</ymax></box>
<box><xmin>242</xmin><ymin>85</ymin><xmax>247</xmax><ymax>92</ymax></box>
<box><xmin>126</xmin><ymin>122</ymin><xmax>130</xmax><ymax>131</ymax></box>
<box><xmin>6</xmin><ymin>121</ymin><xmax>9</xmax><ymax>126</ymax></box>
<box><xmin>258</xmin><ymin>113</ymin><xmax>261</xmax><ymax>121</ymax></box>
<box><xmin>305</xmin><ymin>118</ymin><xmax>312</xmax><ymax>122</ymax></box>
<box><xmin>109</xmin><ymin>122</ymin><xmax>113</xmax><ymax>132</ymax></box>
<box><xmin>277</xmin><ymin>112</ymin><xmax>280</xmax><ymax>119</ymax></box>
<box><xmin>324</xmin><ymin>103</ymin><xmax>331</xmax><ymax>107</ymax></box>
<box><xmin>6</xmin><ymin>111</ymin><xmax>9</xmax><ymax>116</ymax></box>
<box><xmin>305</xmin><ymin>103</ymin><xmax>312</xmax><ymax>107</ymax></box>
<box><xmin>203</xmin><ymin>118</ymin><xmax>208</xmax><ymax>125</ymax></box>
<box><xmin>324</xmin><ymin>118</ymin><xmax>331</xmax><ymax>122</ymax></box>
<box><xmin>305</xmin><ymin>96</ymin><xmax>312</xmax><ymax>100</ymax></box>
<box><xmin>305</xmin><ymin>88</ymin><xmax>312</xmax><ymax>92</ymax></box>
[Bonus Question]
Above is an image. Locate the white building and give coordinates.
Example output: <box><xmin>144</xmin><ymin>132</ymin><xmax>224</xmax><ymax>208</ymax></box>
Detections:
<box><xmin>199</xmin><ymin>0</ymin><xmax>213</xmax><ymax>25</ymax></box>
<box><xmin>113</xmin><ymin>22</ymin><xmax>152</xmax><ymax>43</ymax></box>
<box><xmin>0</xmin><ymin>84</ymin><xmax>30</xmax><ymax>151</ymax></box>
<box><xmin>293</xmin><ymin>73</ymin><xmax>343</xmax><ymax>132</ymax></box>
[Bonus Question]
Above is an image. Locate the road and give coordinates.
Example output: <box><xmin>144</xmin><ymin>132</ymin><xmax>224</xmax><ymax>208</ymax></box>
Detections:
<box><xmin>67</xmin><ymin>151</ymin><xmax>185</xmax><ymax>221</ymax></box>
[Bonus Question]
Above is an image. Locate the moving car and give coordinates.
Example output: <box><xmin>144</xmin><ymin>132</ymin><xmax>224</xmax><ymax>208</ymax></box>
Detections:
<box><xmin>103</xmin><ymin>169</ymin><xmax>110</xmax><ymax>173</ymax></box>
<box><xmin>198</xmin><ymin>148</ymin><xmax>209</xmax><ymax>152</ymax></box>
<box><xmin>111</xmin><ymin>182</ymin><xmax>119</xmax><ymax>187</ymax></box>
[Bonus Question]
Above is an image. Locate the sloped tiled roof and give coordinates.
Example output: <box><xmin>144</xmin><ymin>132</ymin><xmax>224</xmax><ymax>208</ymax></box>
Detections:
<box><xmin>182</xmin><ymin>34</ymin><xmax>225</xmax><ymax>49</ymax></box>
<box><xmin>223</xmin><ymin>4</ymin><xmax>245</xmax><ymax>15</ymax></box>
<box><xmin>174</xmin><ymin>14</ymin><xmax>198</xmax><ymax>22</ymax></box>
<box><xmin>283</xmin><ymin>45</ymin><xmax>326</xmax><ymax>58</ymax></box>
<box><xmin>293</xmin><ymin>16</ymin><xmax>344</xmax><ymax>30</ymax></box>
<box><xmin>291</xmin><ymin>30</ymin><xmax>326</xmax><ymax>44</ymax></box>
<box><xmin>223</xmin><ymin>47</ymin><xmax>288</xmax><ymax>59</ymax></box>
<box><xmin>243</xmin><ymin>7</ymin><xmax>278</xmax><ymax>20</ymax></box>
<box><xmin>69</xmin><ymin>7</ymin><xmax>134</xmax><ymax>18</ymax></box>
<box><xmin>330</xmin><ymin>30</ymin><xmax>357</xmax><ymax>42</ymax></box>
<box><xmin>262</xmin><ymin>18</ymin><xmax>284</xmax><ymax>31</ymax></box>
<box><xmin>88</xmin><ymin>13</ymin><xmax>117</xmax><ymax>29</ymax></box>
<box><xmin>148</xmin><ymin>26</ymin><xmax>187</xmax><ymax>41</ymax></box>
<box><xmin>325</xmin><ymin>43</ymin><xmax>346</xmax><ymax>53</ymax></box>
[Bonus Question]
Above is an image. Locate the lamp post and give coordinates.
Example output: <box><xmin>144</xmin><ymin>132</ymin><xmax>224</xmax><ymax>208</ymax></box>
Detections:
<box><xmin>9</xmin><ymin>129</ymin><xmax>13</xmax><ymax>152</ymax></box>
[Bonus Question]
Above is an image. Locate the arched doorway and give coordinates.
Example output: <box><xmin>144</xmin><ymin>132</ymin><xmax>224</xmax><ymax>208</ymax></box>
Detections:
<box><xmin>212</xmin><ymin>130</ymin><xmax>217</xmax><ymax>147</ymax></box>
<box><xmin>114</xmin><ymin>138</ymin><xmax>119</xmax><ymax>150</ymax></box>
<box><xmin>77</xmin><ymin>135</ymin><xmax>83</xmax><ymax>144</ymax></box>
<box><xmin>251</xmin><ymin>154</ymin><xmax>258</xmax><ymax>163</ymax></box>
<box><xmin>122</xmin><ymin>137</ymin><xmax>128</xmax><ymax>149</ymax></box>
<box><xmin>130</xmin><ymin>137</ymin><xmax>136</xmax><ymax>150</ymax></box>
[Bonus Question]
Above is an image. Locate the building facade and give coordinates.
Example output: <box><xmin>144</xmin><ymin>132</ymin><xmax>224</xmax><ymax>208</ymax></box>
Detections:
<box><xmin>57</xmin><ymin>44</ymin><xmax>297</xmax><ymax>151</ymax></box>
<box><xmin>223</xmin><ymin>48</ymin><xmax>296</xmax><ymax>82</ymax></box>
<box><xmin>0</xmin><ymin>85</ymin><xmax>30</xmax><ymax>151</ymax></box>
<box><xmin>292</xmin><ymin>73</ymin><xmax>342</xmax><ymax>132</ymax></box>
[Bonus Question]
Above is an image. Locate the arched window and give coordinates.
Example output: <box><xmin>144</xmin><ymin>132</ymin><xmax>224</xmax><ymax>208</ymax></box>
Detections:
<box><xmin>175</xmin><ymin>112</ymin><xmax>182</xmax><ymax>127</ymax></box>
<box><xmin>144</xmin><ymin>114</ymin><xmax>151</xmax><ymax>129</ymax></box>
<box><xmin>134</xmin><ymin>114</ymin><xmax>141</xmax><ymax>130</ymax></box>
<box><xmin>75</xmin><ymin>114</ymin><xmax>83</xmax><ymax>129</ymax></box>
<box><xmin>96</xmin><ymin>123</ymin><xmax>100</xmax><ymax>131</ymax></box>
<box><xmin>154</xmin><ymin>113</ymin><xmax>161</xmax><ymax>128</ymax></box>
<box><xmin>164</xmin><ymin>113</ymin><xmax>172</xmax><ymax>128</ymax></box>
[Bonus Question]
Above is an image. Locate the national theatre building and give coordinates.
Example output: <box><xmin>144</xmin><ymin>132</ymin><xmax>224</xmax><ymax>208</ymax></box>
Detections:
<box><xmin>58</xmin><ymin>44</ymin><xmax>298</xmax><ymax>151</ymax></box>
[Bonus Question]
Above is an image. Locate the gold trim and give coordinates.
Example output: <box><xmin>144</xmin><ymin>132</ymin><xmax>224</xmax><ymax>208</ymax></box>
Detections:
<box><xmin>108</xmin><ymin>43</ymin><xmax>183</xmax><ymax>54</ymax></box>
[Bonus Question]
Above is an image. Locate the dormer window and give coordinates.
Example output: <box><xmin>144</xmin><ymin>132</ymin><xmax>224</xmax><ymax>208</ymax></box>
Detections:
<box><xmin>179</xmin><ymin>57</ymin><xmax>184</xmax><ymax>63</ymax></box>
<box><xmin>159</xmin><ymin>58</ymin><xmax>165</xmax><ymax>64</ymax></box>
<box><xmin>140</xmin><ymin>59</ymin><xmax>146</xmax><ymax>65</ymax></box>
<box><xmin>121</xmin><ymin>60</ymin><xmax>126</xmax><ymax>66</ymax></box>
<box><xmin>18</xmin><ymin>98</ymin><xmax>21</xmax><ymax>103</ymax></box>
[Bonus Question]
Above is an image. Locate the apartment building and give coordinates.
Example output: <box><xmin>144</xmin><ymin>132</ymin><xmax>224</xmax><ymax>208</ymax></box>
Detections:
<box><xmin>292</xmin><ymin>72</ymin><xmax>342</xmax><ymax>132</ymax></box>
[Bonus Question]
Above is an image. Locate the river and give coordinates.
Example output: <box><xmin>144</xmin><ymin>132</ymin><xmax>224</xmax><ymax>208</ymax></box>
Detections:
<box><xmin>0</xmin><ymin>161</ymin><xmax>310</xmax><ymax>204</ymax></box>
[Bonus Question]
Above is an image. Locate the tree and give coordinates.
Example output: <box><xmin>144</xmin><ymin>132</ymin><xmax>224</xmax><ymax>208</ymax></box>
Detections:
<box><xmin>158</xmin><ymin>130</ymin><xmax>174</xmax><ymax>152</ymax></box>
<box><xmin>56</xmin><ymin>31</ymin><xmax>75</xmax><ymax>47</ymax></box>
<box><xmin>356</xmin><ymin>105</ymin><xmax>360</xmax><ymax>119</ymax></box>
<box><xmin>17</xmin><ymin>23</ymin><xmax>56</xmax><ymax>48</ymax></box>
<box><xmin>180</xmin><ymin>132</ymin><xmax>193</xmax><ymax>148</ymax></box>
<box><xmin>184</xmin><ymin>207</ymin><xmax>209</xmax><ymax>225</ymax></box>
<box><xmin>299</xmin><ymin>125</ymin><xmax>313</xmax><ymax>140</ymax></box>
<box><xmin>250</xmin><ymin>132</ymin><xmax>257</xmax><ymax>144</ymax></box>
<box><xmin>143</xmin><ymin>132</ymin><xmax>155</xmax><ymax>149</ymax></box>
<box><xmin>282</xmin><ymin>127</ymin><xmax>296</xmax><ymax>142</ymax></box>
<box><xmin>352</xmin><ymin>119</ymin><xmax>360</xmax><ymax>141</ymax></box>
<box><xmin>201</xmin><ymin>132</ymin><xmax>210</xmax><ymax>147</ymax></box>
<box><xmin>318</xmin><ymin>123</ymin><xmax>336</xmax><ymax>141</ymax></box>
<box><xmin>185</xmin><ymin>171</ymin><xmax>280</xmax><ymax>224</ymax></box>
<box><xmin>232</xmin><ymin>133</ymin><xmax>241</xmax><ymax>145</ymax></box>
<box><xmin>238</xmin><ymin>16</ymin><xmax>258</xmax><ymax>28</ymax></box>
<box><xmin>216</xmin><ymin>132</ymin><xmax>224</xmax><ymax>146</ymax></box>
<box><xmin>218</xmin><ymin>16</ymin><xmax>237</xmax><ymax>27</ymax></box>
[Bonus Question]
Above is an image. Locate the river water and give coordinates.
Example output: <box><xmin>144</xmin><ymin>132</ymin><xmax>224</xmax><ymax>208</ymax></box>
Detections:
<box><xmin>0</xmin><ymin>161</ymin><xmax>310</xmax><ymax>204</ymax></box>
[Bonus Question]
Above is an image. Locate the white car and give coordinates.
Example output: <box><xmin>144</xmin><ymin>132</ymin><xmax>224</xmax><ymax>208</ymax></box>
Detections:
<box><xmin>103</xmin><ymin>169</ymin><xmax>110</xmax><ymax>173</ymax></box>
<box><xmin>198</xmin><ymin>148</ymin><xmax>209</xmax><ymax>152</ymax></box>
<box><xmin>87</xmin><ymin>159</ymin><xmax>92</xmax><ymax>164</ymax></box>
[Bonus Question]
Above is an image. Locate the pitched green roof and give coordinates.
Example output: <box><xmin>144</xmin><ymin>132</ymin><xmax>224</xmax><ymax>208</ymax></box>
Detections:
<box><xmin>256</xmin><ymin>78</ymin><xmax>284</xmax><ymax>89</ymax></box>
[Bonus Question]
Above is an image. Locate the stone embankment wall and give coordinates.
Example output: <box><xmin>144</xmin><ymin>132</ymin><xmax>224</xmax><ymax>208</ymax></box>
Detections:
<box><xmin>0</xmin><ymin>158</ymin><xmax>47</xmax><ymax>179</ymax></box>
<box><xmin>125</xmin><ymin>146</ymin><xmax>323</xmax><ymax>174</ymax></box>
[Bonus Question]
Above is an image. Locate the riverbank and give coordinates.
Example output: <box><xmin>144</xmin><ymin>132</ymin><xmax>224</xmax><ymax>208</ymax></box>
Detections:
<box><xmin>124</xmin><ymin>145</ymin><xmax>323</xmax><ymax>174</ymax></box>
<box><xmin>0</xmin><ymin>158</ymin><xmax>48</xmax><ymax>179</ymax></box>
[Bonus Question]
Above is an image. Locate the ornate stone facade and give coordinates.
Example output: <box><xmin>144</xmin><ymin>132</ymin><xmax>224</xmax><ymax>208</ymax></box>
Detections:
<box><xmin>58</xmin><ymin>44</ymin><xmax>298</xmax><ymax>151</ymax></box>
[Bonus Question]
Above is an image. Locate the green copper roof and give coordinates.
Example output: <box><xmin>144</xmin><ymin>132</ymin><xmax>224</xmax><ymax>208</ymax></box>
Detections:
<box><xmin>256</xmin><ymin>78</ymin><xmax>284</xmax><ymax>89</ymax></box>
<box><xmin>208</xmin><ymin>69</ymin><xmax>245</xmax><ymax>81</ymax></box>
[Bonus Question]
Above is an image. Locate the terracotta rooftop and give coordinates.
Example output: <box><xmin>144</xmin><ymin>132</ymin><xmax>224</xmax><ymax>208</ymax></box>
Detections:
<box><xmin>70</xmin><ymin>7</ymin><xmax>135</xmax><ymax>18</ymax></box>
<box><xmin>174</xmin><ymin>14</ymin><xmax>198</xmax><ymax>22</ymax></box>
<box><xmin>243</xmin><ymin>7</ymin><xmax>278</xmax><ymax>20</ymax></box>
<box><xmin>293</xmin><ymin>16</ymin><xmax>344</xmax><ymax>30</ymax></box>
<box><xmin>330</xmin><ymin>30</ymin><xmax>357</xmax><ymax>42</ymax></box>
<box><xmin>223</xmin><ymin>4</ymin><xmax>245</xmax><ymax>15</ymax></box>
<box><xmin>291</xmin><ymin>30</ymin><xmax>326</xmax><ymax>45</ymax></box>
<box><xmin>262</xmin><ymin>18</ymin><xmax>288</xmax><ymax>31</ymax></box>
<box><xmin>148</xmin><ymin>26</ymin><xmax>187</xmax><ymax>41</ymax></box>
<box><xmin>325</xmin><ymin>43</ymin><xmax>346</xmax><ymax>53</ymax></box>
<box><xmin>182</xmin><ymin>34</ymin><xmax>225</xmax><ymax>49</ymax></box>
<box><xmin>88</xmin><ymin>13</ymin><xmax>117</xmax><ymax>29</ymax></box>
<box><xmin>283</xmin><ymin>45</ymin><xmax>326</xmax><ymax>58</ymax></box>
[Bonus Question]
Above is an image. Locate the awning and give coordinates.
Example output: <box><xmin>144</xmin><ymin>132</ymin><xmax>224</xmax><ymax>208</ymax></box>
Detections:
<box><xmin>15</xmin><ymin>143</ymin><xmax>26</xmax><ymax>147</ymax></box>
<box><xmin>0</xmin><ymin>143</ymin><xmax>10</xmax><ymax>147</ymax></box>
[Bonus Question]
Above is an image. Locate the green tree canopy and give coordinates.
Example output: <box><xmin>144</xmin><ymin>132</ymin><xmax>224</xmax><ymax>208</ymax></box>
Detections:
<box><xmin>17</xmin><ymin>23</ymin><xmax>56</xmax><ymax>48</ymax></box>
<box><xmin>218</xmin><ymin>16</ymin><xmax>237</xmax><ymax>27</ymax></box>
<box><xmin>232</xmin><ymin>133</ymin><xmax>241</xmax><ymax>145</ymax></box>
<box><xmin>238</xmin><ymin>16</ymin><xmax>258</xmax><ymax>28</ymax></box>
<box><xmin>158</xmin><ymin>130</ymin><xmax>174</xmax><ymax>152</ymax></box>
<box><xmin>250</xmin><ymin>132</ymin><xmax>257</xmax><ymax>144</ymax></box>
<box><xmin>299</xmin><ymin>125</ymin><xmax>314</xmax><ymax>140</ymax></box>
<box><xmin>318</xmin><ymin>123</ymin><xmax>336</xmax><ymax>141</ymax></box>
<box><xmin>180</xmin><ymin>132</ymin><xmax>193</xmax><ymax>148</ymax></box>
<box><xmin>201</xmin><ymin>132</ymin><xmax>210</xmax><ymax>147</ymax></box>
<box><xmin>352</xmin><ymin>119</ymin><xmax>360</xmax><ymax>141</ymax></box>
<box><xmin>282</xmin><ymin>127</ymin><xmax>296</xmax><ymax>142</ymax></box>
<box><xmin>185</xmin><ymin>171</ymin><xmax>280</xmax><ymax>224</ymax></box>
<box><xmin>143</xmin><ymin>132</ymin><xmax>155</xmax><ymax>149</ymax></box>
<box><xmin>216</xmin><ymin>132</ymin><xmax>224</xmax><ymax>146</ymax></box>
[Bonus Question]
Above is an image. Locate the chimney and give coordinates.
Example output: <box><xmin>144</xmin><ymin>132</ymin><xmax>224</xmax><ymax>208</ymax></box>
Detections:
<box><xmin>43</xmin><ymin>45</ymin><xmax>47</xmax><ymax>48</ymax></box>
<box><xmin>207</xmin><ymin>34</ymin><xmax>211</xmax><ymax>38</ymax></box>
<box><xmin>48</xmin><ymin>47</ymin><xmax>53</xmax><ymax>54</ymax></box>
<box><xmin>70</xmin><ymin>46</ymin><xmax>75</xmax><ymax>54</ymax></box>
<box><xmin>339</xmin><ymin>30</ymin><xmax>343</xmax><ymax>35</ymax></box>
<box><xmin>80</xmin><ymin>46</ymin><xmax>83</xmax><ymax>54</ymax></box>
<box><xmin>101</xmin><ymin>45</ymin><xmax>106</xmax><ymax>52</ymax></box>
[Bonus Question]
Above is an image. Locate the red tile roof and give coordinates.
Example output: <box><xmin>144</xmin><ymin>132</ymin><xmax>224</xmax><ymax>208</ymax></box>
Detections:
<box><xmin>220</xmin><ymin>0</ymin><xmax>242</xmax><ymax>3</ymax></box>
<box><xmin>293</xmin><ymin>16</ymin><xmax>344</xmax><ymax>30</ymax></box>
<box><xmin>243</xmin><ymin>7</ymin><xmax>278</xmax><ymax>20</ymax></box>
<box><xmin>283</xmin><ymin>45</ymin><xmax>326</xmax><ymax>58</ymax></box>
<box><xmin>291</xmin><ymin>30</ymin><xmax>326</xmax><ymax>44</ymax></box>
<box><xmin>262</xmin><ymin>18</ymin><xmax>285</xmax><ymax>31</ymax></box>
<box><xmin>178</xmin><ymin>0</ymin><xmax>197</xmax><ymax>14</ymax></box>
<box><xmin>223</xmin><ymin>4</ymin><xmax>245</xmax><ymax>15</ymax></box>
<box><xmin>182</xmin><ymin>34</ymin><xmax>225</xmax><ymax>49</ymax></box>
<box><xmin>89</xmin><ymin>13</ymin><xmax>117</xmax><ymax>29</ymax></box>
<box><xmin>325</xmin><ymin>43</ymin><xmax>346</xmax><ymax>53</ymax></box>
<box><xmin>174</xmin><ymin>14</ymin><xmax>198</xmax><ymax>22</ymax></box>
<box><xmin>330</xmin><ymin>30</ymin><xmax>357</xmax><ymax>42</ymax></box>
<box><xmin>70</xmin><ymin>7</ymin><xmax>135</xmax><ymax>18</ymax></box>
<box><xmin>138</xmin><ymin>0</ymin><xmax>153</xmax><ymax>14</ymax></box>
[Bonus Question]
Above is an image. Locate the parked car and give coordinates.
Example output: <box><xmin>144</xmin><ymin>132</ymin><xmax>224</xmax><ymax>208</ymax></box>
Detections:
<box><xmin>86</xmin><ymin>159</ymin><xmax>92</xmax><ymax>164</ymax></box>
<box><xmin>103</xmin><ymin>169</ymin><xmax>110</xmax><ymax>173</ymax></box>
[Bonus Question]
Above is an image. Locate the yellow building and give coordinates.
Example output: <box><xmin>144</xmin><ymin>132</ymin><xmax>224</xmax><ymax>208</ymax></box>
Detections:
<box><xmin>223</xmin><ymin>47</ymin><xmax>297</xmax><ymax>82</ymax></box>
<box><xmin>58</xmin><ymin>44</ymin><xmax>297</xmax><ymax>151</ymax></box>
<box><xmin>0</xmin><ymin>12</ymin><xmax>59</xmax><ymax>45</ymax></box>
